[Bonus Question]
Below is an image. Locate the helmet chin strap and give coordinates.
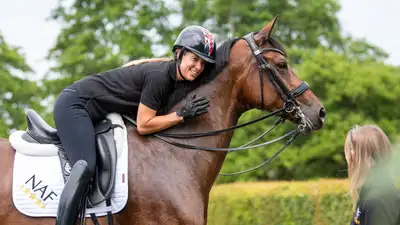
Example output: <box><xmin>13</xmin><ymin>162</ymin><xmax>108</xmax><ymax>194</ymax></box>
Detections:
<box><xmin>177</xmin><ymin>48</ymin><xmax>187</xmax><ymax>81</ymax></box>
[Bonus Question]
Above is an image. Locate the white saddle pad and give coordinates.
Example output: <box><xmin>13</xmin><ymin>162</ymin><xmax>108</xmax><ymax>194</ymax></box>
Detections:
<box><xmin>9</xmin><ymin>113</ymin><xmax>129</xmax><ymax>218</ymax></box>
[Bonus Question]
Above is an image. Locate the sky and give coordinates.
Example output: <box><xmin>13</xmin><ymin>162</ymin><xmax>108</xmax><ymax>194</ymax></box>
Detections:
<box><xmin>0</xmin><ymin>0</ymin><xmax>399</xmax><ymax>79</ymax></box>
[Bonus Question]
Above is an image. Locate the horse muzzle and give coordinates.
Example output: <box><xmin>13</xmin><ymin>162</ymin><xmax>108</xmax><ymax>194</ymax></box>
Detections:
<box><xmin>296</xmin><ymin>104</ymin><xmax>326</xmax><ymax>133</ymax></box>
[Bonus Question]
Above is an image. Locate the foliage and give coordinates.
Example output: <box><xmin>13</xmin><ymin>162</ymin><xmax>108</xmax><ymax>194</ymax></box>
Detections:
<box><xmin>180</xmin><ymin>0</ymin><xmax>346</xmax><ymax>65</ymax></box>
<box><xmin>208</xmin><ymin>179</ymin><xmax>353</xmax><ymax>225</ymax></box>
<box><xmin>44</xmin><ymin>0</ymin><xmax>178</xmax><ymax>96</ymax></box>
<box><xmin>0</xmin><ymin>32</ymin><xmax>44</xmax><ymax>138</ymax></box>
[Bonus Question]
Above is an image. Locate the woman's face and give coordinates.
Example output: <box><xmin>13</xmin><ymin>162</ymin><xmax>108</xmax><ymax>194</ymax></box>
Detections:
<box><xmin>178</xmin><ymin>51</ymin><xmax>206</xmax><ymax>81</ymax></box>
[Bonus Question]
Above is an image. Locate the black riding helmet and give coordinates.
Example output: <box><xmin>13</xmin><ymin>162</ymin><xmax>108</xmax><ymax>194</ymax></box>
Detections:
<box><xmin>172</xmin><ymin>25</ymin><xmax>216</xmax><ymax>80</ymax></box>
<box><xmin>172</xmin><ymin>25</ymin><xmax>216</xmax><ymax>63</ymax></box>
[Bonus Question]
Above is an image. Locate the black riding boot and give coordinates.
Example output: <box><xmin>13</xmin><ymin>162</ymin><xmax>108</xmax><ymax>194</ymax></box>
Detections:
<box><xmin>55</xmin><ymin>160</ymin><xmax>93</xmax><ymax>225</ymax></box>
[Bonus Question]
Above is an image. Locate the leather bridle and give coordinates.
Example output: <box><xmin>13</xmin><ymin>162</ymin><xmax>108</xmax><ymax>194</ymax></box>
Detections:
<box><xmin>242</xmin><ymin>32</ymin><xmax>309</xmax><ymax>112</ymax></box>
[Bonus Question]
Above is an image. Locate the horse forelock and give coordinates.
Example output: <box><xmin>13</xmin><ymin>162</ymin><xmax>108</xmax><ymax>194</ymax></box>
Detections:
<box><xmin>265</xmin><ymin>36</ymin><xmax>287</xmax><ymax>56</ymax></box>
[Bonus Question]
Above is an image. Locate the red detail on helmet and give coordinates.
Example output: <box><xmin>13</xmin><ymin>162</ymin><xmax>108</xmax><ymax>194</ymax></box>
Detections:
<box><xmin>202</xmin><ymin>29</ymin><xmax>214</xmax><ymax>56</ymax></box>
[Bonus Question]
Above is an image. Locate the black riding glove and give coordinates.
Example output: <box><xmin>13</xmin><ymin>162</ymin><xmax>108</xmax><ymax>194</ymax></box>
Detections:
<box><xmin>176</xmin><ymin>94</ymin><xmax>210</xmax><ymax>119</ymax></box>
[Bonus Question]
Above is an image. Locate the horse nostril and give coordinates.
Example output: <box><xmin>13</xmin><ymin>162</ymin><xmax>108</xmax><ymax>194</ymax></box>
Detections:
<box><xmin>319</xmin><ymin>107</ymin><xmax>326</xmax><ymax>121</ymax></box>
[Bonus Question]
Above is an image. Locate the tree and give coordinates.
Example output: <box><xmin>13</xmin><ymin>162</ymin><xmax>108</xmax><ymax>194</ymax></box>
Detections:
<box><xmin>179</xmin><ymin>0</ymin><xmax>344</xmax><ymax>64</ymax></box>
<box><xmin>44</xmin><ymin>0</ymin><xmax>178</xmax><ymax>96</ymax></box>
<box><xmin>179</xmin><ymin>0</ymin><xmax>389</xmax><ymax>65</ymax></box>
<box><xmin>0</xmin><ymin>32</ymin><xmax>44</xmax><ymax>138</ymax></box>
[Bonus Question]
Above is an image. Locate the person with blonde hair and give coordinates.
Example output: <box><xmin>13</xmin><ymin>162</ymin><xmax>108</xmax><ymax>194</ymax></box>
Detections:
<box><xmin>344</xmin><ymin>125</ymin><xmax>400</xmax><ymax>225</ymax></box>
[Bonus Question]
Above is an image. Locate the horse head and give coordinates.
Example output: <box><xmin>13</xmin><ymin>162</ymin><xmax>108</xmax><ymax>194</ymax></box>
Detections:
<box><xmin>230</xmin><ymin>15</ymin><xmax>326</xmax><ymax>132</ymax></box>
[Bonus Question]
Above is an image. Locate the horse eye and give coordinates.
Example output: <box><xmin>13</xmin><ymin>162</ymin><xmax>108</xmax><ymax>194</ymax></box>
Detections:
<box><xmin>277</xmin><ymin>62</ymin><xmax>288</xmax><ymax>70</ymax></box>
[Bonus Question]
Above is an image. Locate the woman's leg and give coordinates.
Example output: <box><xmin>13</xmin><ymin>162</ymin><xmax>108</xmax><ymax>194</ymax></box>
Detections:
<box><xmin>53</xmin><ymin>89</ymin><xmax>97</xmax><ymax>174</ymax></box>
<box><xmin>53</xmin><ymin>89</ymin><xmax>96</xmax><ymax>225</ymax></box>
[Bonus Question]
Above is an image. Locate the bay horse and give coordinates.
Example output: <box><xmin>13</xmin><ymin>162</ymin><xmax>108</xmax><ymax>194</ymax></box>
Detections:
<box><xmin>0</xmin><ymin>15</ymin><xmax>325</xmax><ymax>225</ymax></box>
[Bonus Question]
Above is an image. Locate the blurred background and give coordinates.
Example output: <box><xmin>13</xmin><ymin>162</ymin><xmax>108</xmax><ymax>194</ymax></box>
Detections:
<box><xmin>1</xmin><ymin>0</ymin><xmax>399</xmax><ymax>224</ymax></box>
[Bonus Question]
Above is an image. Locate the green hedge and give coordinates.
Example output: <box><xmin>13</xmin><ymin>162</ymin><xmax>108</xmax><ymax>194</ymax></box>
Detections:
<box><xmin>207</xmin><ymin>179</ymin><xmax>353</xmax><ymax>225</ymax></box>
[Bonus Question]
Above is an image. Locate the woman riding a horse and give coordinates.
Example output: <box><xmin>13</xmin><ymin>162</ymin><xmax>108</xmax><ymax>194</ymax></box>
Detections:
<box><xmin>52</xmin><ymin>25</ymin><xmax>217</xmax><ymax>225</ymax></box>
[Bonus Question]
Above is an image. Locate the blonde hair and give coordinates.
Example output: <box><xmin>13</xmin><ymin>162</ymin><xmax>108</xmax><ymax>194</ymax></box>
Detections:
<box><xmin>121</xmin><ymin>57</ymin><xmax>173</xmax><ymax>68</ymax></box>
<box><xmin>344</xmin><ymin>124</ymin><xmax>392</xmax><ymax>209</ymax></box>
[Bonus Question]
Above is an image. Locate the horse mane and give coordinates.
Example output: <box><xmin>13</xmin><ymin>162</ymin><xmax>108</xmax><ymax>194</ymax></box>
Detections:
<box><xmin>158</xmin><ymin>38</ymin><xmax>240</xmax><ymax>114</ymax></box>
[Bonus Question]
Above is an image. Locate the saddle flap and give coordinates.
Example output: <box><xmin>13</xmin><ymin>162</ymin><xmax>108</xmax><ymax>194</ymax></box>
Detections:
<box><xmin>97</xmin><ymin>130</ymin><xmax>117</xmax><ymax>195</ymax></box>
<box><xmin>88</xmin><ymin>120</ymin><xmax>118</xmax><ymax>206</ymax></box>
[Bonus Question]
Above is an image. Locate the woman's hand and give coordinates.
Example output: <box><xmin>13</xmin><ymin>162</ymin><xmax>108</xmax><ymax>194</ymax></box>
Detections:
<box><xmin>176</xmin><ymin>94</ymin><xmax>210</xmax><ymax>119</ymax></box>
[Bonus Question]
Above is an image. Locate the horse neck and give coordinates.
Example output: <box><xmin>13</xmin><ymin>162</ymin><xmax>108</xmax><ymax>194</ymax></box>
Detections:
<box><xmin>177</xmin><ymin>67</ymin><xmax>244</xmax><ymax>192</ymax></box>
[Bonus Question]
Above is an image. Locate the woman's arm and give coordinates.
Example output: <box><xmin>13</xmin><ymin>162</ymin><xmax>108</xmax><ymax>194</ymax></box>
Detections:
<box><xmin>136</xmin><ymin>94</ymin><xmax>210</xmax><ymax>135</ymax></box>
<box><xmin>136</xmin><ymin>103</ymin><xmax>183</xmax><ymax>135</ymax></box>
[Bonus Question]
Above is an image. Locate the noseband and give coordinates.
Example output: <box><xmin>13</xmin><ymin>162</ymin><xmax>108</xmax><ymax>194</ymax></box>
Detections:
<box><xmin>123</xmin><ymin>33</ymin><xmax>312</xmax><ymax>176</ymax></box>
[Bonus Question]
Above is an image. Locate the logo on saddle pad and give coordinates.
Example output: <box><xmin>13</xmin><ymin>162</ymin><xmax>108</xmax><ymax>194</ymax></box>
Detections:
<box><xmin>19</xmin><ymin>174</ymin><xmax>59</xmax><ymax>209</ymax></box>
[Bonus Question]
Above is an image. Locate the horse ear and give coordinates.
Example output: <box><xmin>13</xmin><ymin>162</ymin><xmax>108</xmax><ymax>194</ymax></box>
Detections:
<box><xmin>254</xmin><ymin>14</ymin><xmax>279</xmax><ymax>46</ymax></box>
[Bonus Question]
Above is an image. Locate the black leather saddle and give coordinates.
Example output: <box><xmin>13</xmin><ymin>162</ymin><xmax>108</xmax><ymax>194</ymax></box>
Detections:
<box><xmin>22</xmin><ymin>108</ymin><xmax>120</xmax><ymax>207</ymax></box>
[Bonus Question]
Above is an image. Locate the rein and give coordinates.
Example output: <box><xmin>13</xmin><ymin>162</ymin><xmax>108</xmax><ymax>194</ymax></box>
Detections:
<box><xmin>122</xmin><ymin>107</ymin><xmax>300</xmax><ymax>176</ymax></box>
<box><xmin>123</xmin><ymin>114</ymin><xmax>296</xmax><ymax>152</ymax></box>
<box><xmin>153</xmin><ymin>108</ymin><xmax>285</xmax><ymax>138</ymax></box>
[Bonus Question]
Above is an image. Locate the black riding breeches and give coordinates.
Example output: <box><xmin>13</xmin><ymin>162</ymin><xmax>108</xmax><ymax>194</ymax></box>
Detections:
<box><xmin>53</xmin><ymin>88</ymin><xmax>96</xmax><ymax>175</ymax></box>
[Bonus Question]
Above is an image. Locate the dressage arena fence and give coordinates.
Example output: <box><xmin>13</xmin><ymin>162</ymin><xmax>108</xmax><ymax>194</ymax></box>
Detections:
<box><xmin>207</xmin><ymin>179</ymin><xmax>352</xmax><ymax>225</ymax></box>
